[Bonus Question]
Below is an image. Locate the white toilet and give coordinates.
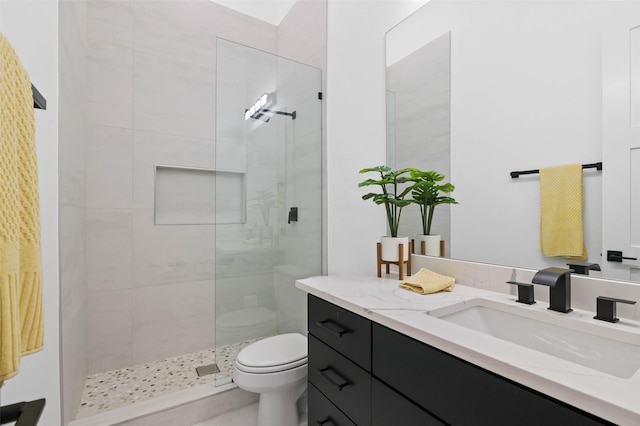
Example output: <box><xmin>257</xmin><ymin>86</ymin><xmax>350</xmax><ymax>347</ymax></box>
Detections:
<box><xmin>233</xmin><ymin>333</ymin><xmax>308</xmax><ymax>426</ymax></box>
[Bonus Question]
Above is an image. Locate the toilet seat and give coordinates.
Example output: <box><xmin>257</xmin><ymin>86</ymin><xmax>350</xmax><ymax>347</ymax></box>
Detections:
<box><xmin>236</xmin><ymin>333</ymin><xmax>308</xmax><ymax>374</ymax></box>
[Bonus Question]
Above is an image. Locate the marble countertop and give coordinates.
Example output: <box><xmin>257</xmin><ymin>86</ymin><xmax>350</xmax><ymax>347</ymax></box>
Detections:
<box><xmin>296</xmin><ymin>275</ymin><xmax>640</xmax><ymax>426</ymax></box>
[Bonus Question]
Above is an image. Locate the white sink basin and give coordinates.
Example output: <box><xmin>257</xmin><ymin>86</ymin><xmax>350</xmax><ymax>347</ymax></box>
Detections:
<box><xmin>427</xmin><ymin>298</ymin><xmax>640</xmax><ymax>379</ymax></box>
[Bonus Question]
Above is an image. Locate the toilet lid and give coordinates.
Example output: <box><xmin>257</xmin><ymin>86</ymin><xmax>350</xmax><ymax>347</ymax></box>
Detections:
<box><xmin>236</xmin><ymin>333</ymin><xmax>307</xmax><ymax>373</ymax></box>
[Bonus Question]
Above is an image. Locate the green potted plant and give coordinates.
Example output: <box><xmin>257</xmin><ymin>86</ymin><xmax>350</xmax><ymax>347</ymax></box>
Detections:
<box><xmin>358</xmin><ymin>166</ymin><xmax>413</xmax><ymax>261</ymax></box>
<box><xmin>409</xmin><ymin>169</ymin><xmax>457</xmax><ymax>256</ymax></box>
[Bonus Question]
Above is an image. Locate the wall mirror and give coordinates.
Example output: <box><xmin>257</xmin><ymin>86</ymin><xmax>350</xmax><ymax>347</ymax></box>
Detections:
<box><xmin>386</xmin><ymin>0</ymin><xmax>640</xmax><ymax>283</ymax></box>
<box><xmin>387</xmin><ymin>31</ymin><xmax>451</xmax><ymax>256</ymax></box>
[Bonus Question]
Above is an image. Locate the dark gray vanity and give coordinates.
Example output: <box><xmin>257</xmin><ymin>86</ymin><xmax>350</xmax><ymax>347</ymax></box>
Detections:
<box><xmin>307</xmin><ymin>294</ymin><xmax>613</xmax><ymax>425</ymax></box>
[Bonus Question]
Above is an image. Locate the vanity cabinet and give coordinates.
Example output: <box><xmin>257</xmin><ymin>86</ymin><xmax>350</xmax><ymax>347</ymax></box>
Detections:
<box><xmin>373</xmin><ymin>323</ymin><xmax>612</xmax><ymax>426</ymax></box>
<box><xmin>308</xmin><ymin>294</ymin><xmax>442</xmax><ymax>426</ymax></box>
<box><xmin>308</xmin><ymin>294</ymin><xmax>372</xmax><ymax>425</ymax></box>
<box><xmin>308</xmin><ymin>294</ymin><xmax>614</xmax><ymax>426</ymax></box>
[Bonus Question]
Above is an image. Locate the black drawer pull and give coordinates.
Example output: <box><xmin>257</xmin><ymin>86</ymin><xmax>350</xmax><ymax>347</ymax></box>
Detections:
<box><xmin>319</xmin><ymin>367</ymin><xmax>351</xmax><ymax>391</ymax></box>
<box><xmin>317</xmin><ymin>418</ymin><xmax>336</xmax><ymax>426</ymax></box>
<box><xmin>315</xmin><ymin>319</ymin><xmax>350</xmax><ymax>337</ymax></box>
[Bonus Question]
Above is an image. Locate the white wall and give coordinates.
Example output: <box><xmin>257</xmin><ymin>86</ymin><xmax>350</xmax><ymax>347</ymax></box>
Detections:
<box><xmin>0</xmin><ymin>1</ymin><xmax>61</xmax><ymax>425</ymax></box>
<box><xmin>326</xmin><ymin>0</ymin><xmax>428</xmax><ymax>274</ymax></box>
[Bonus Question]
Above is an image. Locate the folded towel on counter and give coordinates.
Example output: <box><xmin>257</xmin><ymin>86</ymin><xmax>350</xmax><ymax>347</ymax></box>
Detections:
<box><xmin>0</xmin><ymin>32</ymin><xmax>44</xmax><ymax>384</ymax></box>
<box><xmin>399</xmin><ymin>268</ymin><xmax>455</xmax><ymax>295</ymax></box>
<box><xmin>539</xmin><ymin>163</ymin><xmax>587</xmax><ymax>260</ymax></box>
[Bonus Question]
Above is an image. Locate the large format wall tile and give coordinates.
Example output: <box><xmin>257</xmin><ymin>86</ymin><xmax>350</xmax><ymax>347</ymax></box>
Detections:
<box><xmin>87</xmin><ymin>0</ymin><xmax>134</xmax><ymax>48</ymax></box>
<box><xmin>206</xmin><ymin>2</ymin><xmax>278</xmax><ymax>56</ymax></box>
<box><xmin>86</xmin><ymin>209</ymin><xmax>133</xmax><ymax>293</ymax></box>
<box><xmin>213</xmin><ymin>137</ymin><xmax>247</xmax><ymax>174</ymax></box>
<box><xmin>214</xmin><ymin>272</ymin><xmax>276</xmax><ymax>317</ymax></box>
<box><xmin>133</xmin><ymin>0</ymin><xmax>216</xmax><ymax>68</ymax></box>
<box><xmin>86</xmin><ymin>125</ymin><xmax>133</xmax><ymax>209</ymax></box>
<box><xmin>88</xmin><ymin>289</ymin><xmax>133</xmax><ymax>374</ymax></box>
<box><xmin>132</xmin><ymin>280</ymin><xmax>215</xmax><ymax>364</ymax></box>
<box><xmin>60</xmin><ymin>205</ymin><xmax>87</xmax><ymax>310</ymax></box>
<box><xmin>133</xmin><ymin>52</ymin><xmax>215</xmax><ymax>140</ymax></box>
<box><xmin>87</xmin><ymin>42</ymin><xmax>134</xmax><ymax>128</ymax></box>
<box><xmin>80</xmin><ymin>0</ymin><xmax>318</xmax><ymax>374</ymax></box>
<box><xmin>133</xmin><ymin>209</ymin><xmax>215</xmax><ymax>286</ymax></box>
<box><xmin>133</xmin><ymin>130</ymin><xmax>214</xmax><ymax>209</ymax></box>
<box><xmin>134</xmin><ymin>0</ymin><xmax>278</xmax><ymax>67</ymax></box>
<box><xmin>58</xmin><ymin>86</ymin><xmax>87</xmax><ymax>209</ymax></box>
<box><xmin>278</xmin><ymin>0</ymin><xmax>327</xmax><ymax>70</ymax></box>
<box><xmin>60</xmin><ymin>1</ymin><xmax>89</xmax><ymax>422</ymax></box>
<box><xmin>61</xmin><ymin>296</ymin><xmax>88</xmax><ymax>422</ymax></box>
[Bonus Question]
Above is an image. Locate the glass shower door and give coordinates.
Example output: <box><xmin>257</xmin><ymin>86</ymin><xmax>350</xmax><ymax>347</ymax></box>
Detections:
<box><xmin>214</xmin><ymin>38</ymin><xmax>322</xmax><ymax>385</ymax></box>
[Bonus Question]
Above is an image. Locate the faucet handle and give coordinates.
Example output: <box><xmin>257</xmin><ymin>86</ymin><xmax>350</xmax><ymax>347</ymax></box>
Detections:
<box><xmin>506</xmin><ymin>281</ymin><xmax>536</xmax><ymax>305</ymax></box>
<box><xmin>593</xmin><ymin>296</ymin><xmax>637</xmax><ymax>323</ymax></box>
<box><xmin>566</xmin><ymin>262</ymin><xmax>601</xmax><ymax>275</ymax></box>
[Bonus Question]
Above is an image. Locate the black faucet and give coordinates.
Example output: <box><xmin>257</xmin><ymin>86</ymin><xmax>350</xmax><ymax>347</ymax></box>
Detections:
<box><xmin>506</xmin><ymin>281</ymin><xmax>536</xmax><ymax>305</ymax></box>
<box><xmin>593</xmin><ymin>296</ymin><xmax>637</xmax><ymax>323</ymax></box>
<box><xmin>531</xmin><ymin>267</ymin><xmax>573</xmax><ymax>313</ymax></box>
<box><xmin>566</xmin><ymin>262</ymin><xmax>601</xmax><ymax>275</ymax></box>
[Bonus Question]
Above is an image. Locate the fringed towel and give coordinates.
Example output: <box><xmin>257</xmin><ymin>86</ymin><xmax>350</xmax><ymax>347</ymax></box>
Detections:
<box><xmin>399</xmin><ymin>268</ymin><xmax>455</xmax><ymax>295</ymax></box>
<box><xmin>539</xmin><ymin>163</ymin><xmax>587</xmax><ymax>260</ymax></box>
<box><xmin>0</xmin><ymin>33</ymin><xmax>44</xmax><ymax>384</ymax></box>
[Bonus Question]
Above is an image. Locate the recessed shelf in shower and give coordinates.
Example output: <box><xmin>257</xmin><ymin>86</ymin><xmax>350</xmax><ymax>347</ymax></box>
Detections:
<box><xmin>154</xmin><ymin>165</ymin><xmax>246</xmax><ymax>225</ymax></box>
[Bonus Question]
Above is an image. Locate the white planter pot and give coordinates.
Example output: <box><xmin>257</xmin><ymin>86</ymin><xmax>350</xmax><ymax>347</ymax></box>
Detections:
<box><xmin>380</xmin><ymin>236</ymin><xmax>410</xmax><ymax>262</ymax></box>
<box><xmin>416</xmin><ymin>234</ymin><xmax>441</xmax><ymax>257</ymax></box>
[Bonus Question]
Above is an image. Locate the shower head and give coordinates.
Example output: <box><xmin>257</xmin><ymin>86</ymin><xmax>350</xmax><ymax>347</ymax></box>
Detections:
<box><xmin>245</xmin><ymin>108</ymin><xmax>296</xmax><ymax>122</ymax></box>
<box><xmin>250</xmin><ymin>111</ymin><xmax>272</xmax><ymax>123</ymax></box>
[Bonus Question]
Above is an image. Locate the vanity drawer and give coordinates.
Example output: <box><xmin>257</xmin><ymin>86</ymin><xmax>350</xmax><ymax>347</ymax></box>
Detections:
<box><xmin>372</xmin><ymin>323</ymin><xmax>612</xmax><ymax>426</ymax></box>
<box><xmin>308</xmin><ymin>383</ymin><xmax>356</xmax><ymax>426</ymax></box>
<box><xmin>308</xmin><ymin>294</ymin><xmax>371</xmax><ymax>371</ymax></box>
<box><xmin>372</xmin><ymin>378</ymin><xmax>445</xmax><ymax>426</ymax></box>
<box><xmin>309</xmin><ymin>334</ymin><xmax>371</xmax><ymax>425</ymax></box>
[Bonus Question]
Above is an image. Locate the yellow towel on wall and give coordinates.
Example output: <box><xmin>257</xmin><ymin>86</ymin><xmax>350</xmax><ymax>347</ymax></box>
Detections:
<box><xmin>399</xmin><ymin>268</ymin><xmax>455</xmax><ymax>295</ymax></box>
<box><xmin>539</xmin><ymin>163</ymin><xmax>587</xmax><ymax>260</ymax></box>
<box><xmin>0</xmin><ymin>33</ymin><xmax>44</xmax><ymax>384</ymax></box>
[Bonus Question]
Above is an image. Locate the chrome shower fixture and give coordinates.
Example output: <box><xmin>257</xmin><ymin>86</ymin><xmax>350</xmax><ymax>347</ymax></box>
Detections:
<box><xmin>244</xmin><ymin>92</ymin><xmax>296</xmax><ymax>122</ymax></box>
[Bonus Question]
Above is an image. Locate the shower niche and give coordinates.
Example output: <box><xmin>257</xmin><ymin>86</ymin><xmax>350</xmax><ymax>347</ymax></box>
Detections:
<box><xmin>154</xmin><ymin>165</ymin><xmax>246</xmax><ymax>226</ymax></box>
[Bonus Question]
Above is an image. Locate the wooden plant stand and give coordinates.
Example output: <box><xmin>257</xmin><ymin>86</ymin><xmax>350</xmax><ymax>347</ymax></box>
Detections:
<box><xmin>377</xmin><ymin>240</ymin><xmax>413</xmax><ymax>280</ymax></box>
<box><xmin>416</xmin><ymin>239</ymin><xmax>446</xmax><ymax>257</ymax></box>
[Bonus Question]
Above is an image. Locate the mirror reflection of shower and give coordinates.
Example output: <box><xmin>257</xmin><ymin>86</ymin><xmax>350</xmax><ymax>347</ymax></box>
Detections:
<box><xmin>214</xmin><ymin>38</ymin><xmax>322</xmax><ymax>385</ymax></box>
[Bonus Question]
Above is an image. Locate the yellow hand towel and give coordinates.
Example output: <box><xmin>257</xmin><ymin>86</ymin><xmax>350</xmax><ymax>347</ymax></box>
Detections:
<box><xmin>399</xmin><ymin>268</ymin><xmax>455</xmax><ymax>295</ymax></box>
<box><xmin>0</xmin><ymin>33</ymin><xmax>44</xmax><ymax>384</ymax></box>
<box><xmin>539</xmin><ymin>163</ymin><xmax>587</xmax><ymax>260</ymax></box>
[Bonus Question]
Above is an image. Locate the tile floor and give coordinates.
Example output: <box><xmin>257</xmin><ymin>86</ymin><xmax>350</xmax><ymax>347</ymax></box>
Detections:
<box><xmin>195</xmin><ymin>400</ymin><xmax>308</xmax><ymax>426</ymax></box>
<box><xmin>76</xmin><ymin>339</ymin><xmax>258</xmax><ymax>419</ymax></box>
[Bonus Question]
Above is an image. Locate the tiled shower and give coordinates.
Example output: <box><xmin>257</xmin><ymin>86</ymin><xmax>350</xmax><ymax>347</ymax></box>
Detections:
<box><xmin>59</xmin><ymin>0</ymin><xmax>325</xmax><ymax>423</ymax></box>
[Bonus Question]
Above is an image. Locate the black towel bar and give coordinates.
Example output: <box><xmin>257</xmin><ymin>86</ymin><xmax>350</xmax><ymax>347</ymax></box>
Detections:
<box><xmin>0</xmin><ymin>398</ymin><xmax>46</xmax><ymax>425</ymax></box>
<box><xmin>510</xmin><ymin>162</ymin><xmax>602</xmax><ymax>179</ymax></box>
<box><xmin>31</xmin><ymin>83</ymin><xmax>46</xmax><ymax>110</ymax></box>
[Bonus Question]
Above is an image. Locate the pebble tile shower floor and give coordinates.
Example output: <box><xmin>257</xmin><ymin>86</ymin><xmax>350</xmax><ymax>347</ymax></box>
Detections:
<box><xmin>76</xmin><ymin>340</ymin><xmax>257</xmax><ymax>419</ymax></box>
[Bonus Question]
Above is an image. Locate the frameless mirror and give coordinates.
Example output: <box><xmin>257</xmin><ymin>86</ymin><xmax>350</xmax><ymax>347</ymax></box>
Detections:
<box><xmin>386</xmin><ymin>0</ymin><xmax>640</xmax><ymax>283</ymax></box>
<box><xmin>387</xmin><ymin>31</ymin><xmax>451</xmax><ymax>256</ymax></box>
